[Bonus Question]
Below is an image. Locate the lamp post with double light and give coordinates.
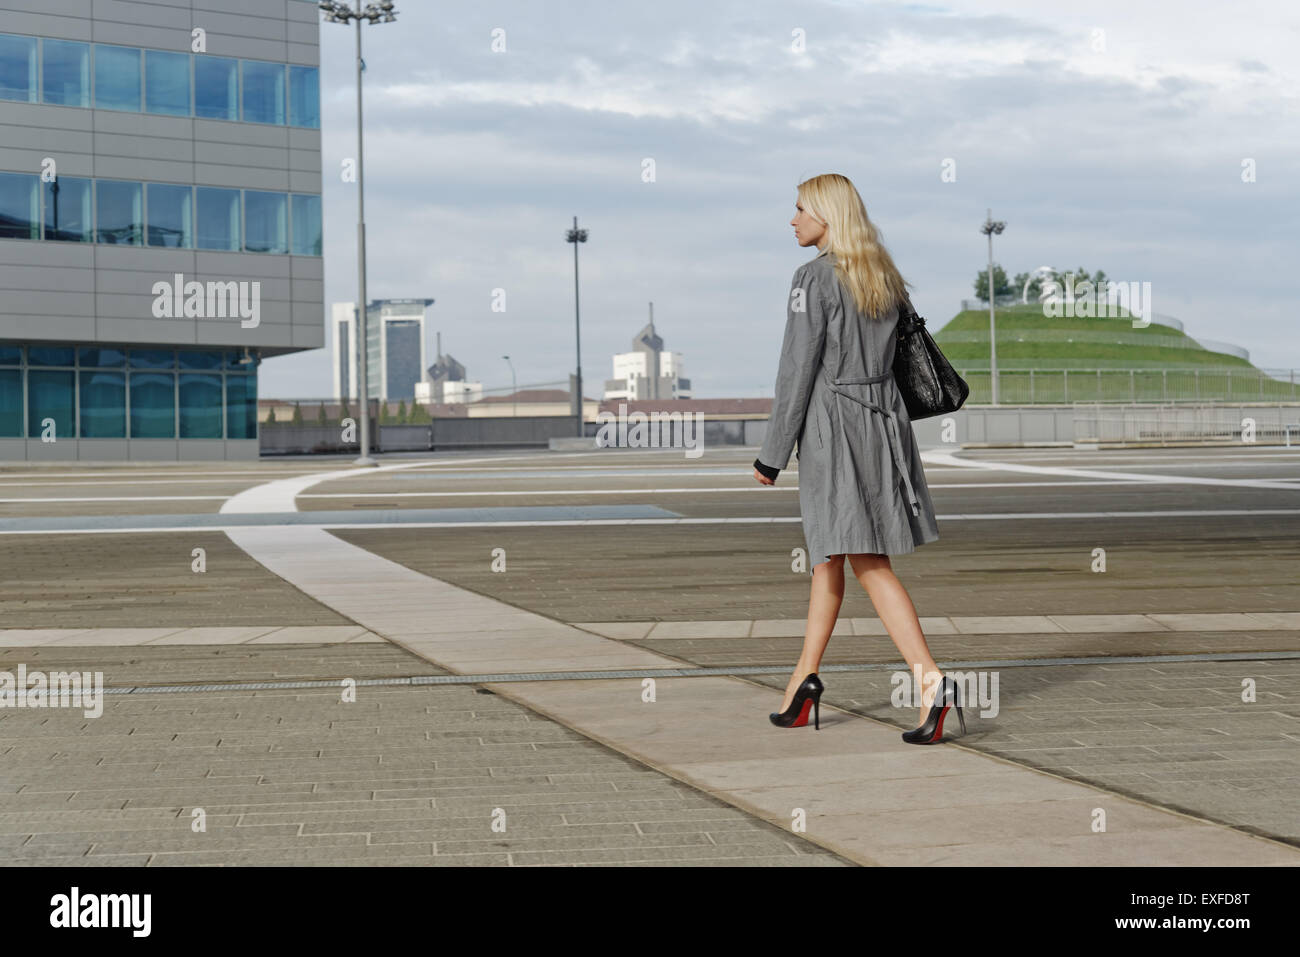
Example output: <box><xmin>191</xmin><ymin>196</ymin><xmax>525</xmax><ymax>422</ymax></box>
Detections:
<box><xmin>980</xmin><ymin>208</ymin><xmax>1006</xmax><ymax>406</ymax></box>
<box><xmin>319</xmin><ymin>0</ymin><xmax>397</xmax><ymax>464</ymax></box>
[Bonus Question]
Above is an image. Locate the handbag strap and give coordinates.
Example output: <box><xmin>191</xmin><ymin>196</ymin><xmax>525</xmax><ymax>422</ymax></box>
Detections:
<box><xmin>897</xmin><ymin>291</ymin><xmax>925</xmax><ymax>335</ymax></box>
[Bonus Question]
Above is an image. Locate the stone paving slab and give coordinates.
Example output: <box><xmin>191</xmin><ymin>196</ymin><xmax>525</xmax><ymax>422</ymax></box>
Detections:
<box><xmin>331</xmin><ymin>508</ymin><xmax>1300</xmax><ymax>622</ymax></box>
<box><xmin>0</xmin><ymin>677</ymin><xmax>846</xmax><ymax>866</ymax></box>
<box><xmin>0</xmin><ymin>532</ymin><xmax>353</xmax><ymax>629</ymax></box>
<box><xmin>576</xmin><ymin>612</ymin><xmax>1300</xmax><ymax>640</ymax></box>
<box><xmin>218</xmin><ymin>521</ymin><xmax>1299</xmax><ymax>865</ymax></box>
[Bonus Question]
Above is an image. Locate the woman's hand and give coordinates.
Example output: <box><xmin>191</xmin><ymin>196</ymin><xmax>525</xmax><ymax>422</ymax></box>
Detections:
<box><xmin>754</xmin><ymin>467</ymin><xmax>776</xmax><ymax>486</ymax></box>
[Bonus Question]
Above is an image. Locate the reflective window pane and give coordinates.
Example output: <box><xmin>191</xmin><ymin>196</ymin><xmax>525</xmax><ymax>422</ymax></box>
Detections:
<box><xmin>194</xmin><ymin>55</ymin><xmax>237</xmax><ymax>120</ymax></box>
<box><xmin>129</xmin><ymin>348</ymin><xmax>174</xmax><ymax>369</ymax></box>
<box><xmin>145</xmin><ymin>49</ymin><xmax>190</xmax><ymax>116</ymax></box>
<box><xmin>96</xmin><ymin>180</ymin><xmax>143</xmax><ymax>245</ymax></box>
<box><xmin>28</xmin><ymin>369</ymin><xmax>74</xmax><ymax>440</ymax></box>
<box><xmin>225</xmin><ymin>373</ymin><xmax>257</xmax><ymax>439</ymax></box>
<box><xmin>244</xmin><ymin>190</ymin><xmax>287</xmax><ymax>253</ymax></box>
<box><xmin>94</xmin><ymin>44</ymin><xmax>141</xmax><ymax>112</ymax></box>
<box><xmin>129</xmin><ymin>372</ymin><xmax>175</xmax><ymax>438</ymax></box>
<box><xmin>0</xmin><ymin>34</ymin><xmax>37</xmax><ymax>103</ymax></box>
<box><xmin>0</xmin><ymin>369</ymin><xmax>20</xmax><ymax>437</ymax></box>
<box><xmin>43</xmin><ymin>176</ymin><xmax>92</xmax><ymax>242</ymax></box>
<box><xmin>241</xmin><ymin>60</ymin><xmax>284</xmax><ymax>124</ymax></box>
<box><xmin>196</xmin><ymin>186</ymin><xmax>240</xmax><ymax>251</ymax></box>
<box><xmin>78</xmin><ymin>347</ymin><xmax>127</xmax><ymax>367</ymax></box>
<box><xmin>147</xmin><ymin>183</ymin><xmax>193</xmax><ymax>248</ymax></box>
<box><xmin>0</xmin><ymin>171</ymin><xmax>38</xmax><ymax>240</ymax></box>
<box><xmin>290</xmin><ymin>193</ymin><xmax>321</xmax><ymax>256</ymax></box>
<box><xmin>178</xmin><ymin>350</ymin><xmax>223</xmax><ymax>370</ymax></box>
<box><xmin>0</xmin><ymin>345</ymin><xmax>21</xmax><ymax>365</ymax></box>
<box><xmin>289</xmin><ymin>65</ymin><xmax>319</xmax><ymax>128</ymax></box>
<box><xmin>42</xmin><ymin>39</ymin><xmax>89</xmax><ymax>107</ymax></box>
<box><xmin>79</xmin><ymin>369</ymin><xmax>126</xmax><ymax>437</ymax></box>
<box><xmin>179</xmin><ymin>373</ymin><xmax>223</xmax><ymax>438</ymax></box>
<box><xmin>28</xmin><ymin>345</ymin><xmax>75</xmax><ymax>366</ymax></box>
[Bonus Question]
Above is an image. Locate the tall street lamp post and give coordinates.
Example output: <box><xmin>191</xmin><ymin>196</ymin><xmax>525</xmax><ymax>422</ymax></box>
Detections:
<box><xmin>566</xmin><ymin>216</ymin><xmax>588</xmax><ymax>437</ymax></box>
<box><xmin>320</xmin><ymin>0</ymin><xmax>397</xmax><ymax>464</ymax></box>
<box><xmin>980</xmin><ymin>208</ymin><xmax>1006</xmax><ymax>406</ymax></box>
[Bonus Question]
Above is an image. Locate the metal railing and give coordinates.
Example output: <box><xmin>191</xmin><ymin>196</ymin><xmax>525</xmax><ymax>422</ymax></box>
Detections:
<box><xmin>953</xmin><ymin>368</ymin><xmax>1298</xmax><ymax>404</ymax></box>
<box><xmin>1074</xmin><ymin>402</ymin><xmax>1300</xmax><ymax>446</ymax></box>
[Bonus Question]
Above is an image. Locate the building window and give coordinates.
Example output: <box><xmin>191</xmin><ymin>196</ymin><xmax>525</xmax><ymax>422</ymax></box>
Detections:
<box><xmin>195</xmin><ymin>186</ymin><xmax>241</xmax><ymax>251</ymax></box>
<box><xmin>0</xmin><ymin>34</ymin><xmax>37</xmax><ymax>103</ymax></box>
<box><xmin>42</xmin><ymin>39</ymin><xmax>89</xmax><ymax>108</ymax></box>
<box><xmin>44</xmin><ymin>176</ymin><xmax>93</xmax><ymax>243</ymax></box>
<box><xmin>241</xmin><ymin>60</ymin><xmax>285</xmax><ymax>124</ymax></box>
<box><xmin>179</xmin><ymin>374</ymin><xmax>223</xmax><ymax>438</ymax></box>
<box><xmin>194</xmin><ymin>55</ymin><xmax>238</xmax><ymax>120</ymax></box>
<box><xmin>129</xmin><ymin>348</ymin><xmax>175</xmax><ymax>369</ymax></box>
<box><xmin>291</xmin><ymin>194</ymin><xmax>322</xmax><ymax>256</ymax></box>
<box><xmin>147</xmin><ymin>183</ymin><xmax>193</xmax><ymax>248</ymax></box>
<box><xmin>178</xmin><ymin>350</ymin><xmax>224</xmax><ymax>370</ymax></box>
<box><xmin>0</xmin><ymin>171</ymin><xmax>39</xmax><ymax>240</ymax></box>
<box><xmin>129</xmin><ymin>371</ymin><xmax>175</xmax><ymax>438</ymax></box>
<box><xmin>289</xmin><ymin>65</ymin><xmax>319</xmax><ymax>128</ymax></box>
<box><xmin>77</xmin><ymin>347</ymin><xmax>127</xmax><ymax>367</ymax></box>
<box><xmin>0</xmin><ymin>368</ymin><xmax>21</xmax><ymax>437</ymax></box>
<box><xmin>27</xmin><ymin>369</ymin><xmax>75</xmax><ymax>441</ymax></box>
<box><xmin>79</xmin><ymin>369</ymin><xmax>126</xmax><ymax>437</ymax></box>
<box><xmin>28</xmin><ymin>345</ymin><xmax>75</xmax><ymax>366</ymax></box>
<box><xmin>96</xmin><ymin>180</ymin><xmax>143</xmax><ymax>245</ymax></box>
<box><xmin>94</xmin><ymin>44</ymin><xmax>141</xmax><ymax>112</ymax></box>
<box><xmin>225</xmin><ymin>374</ymin><xmax>257</xmax><ymax>439</ymax></box>
<box><xmin>145</xmin><ymin>49</ymin><xmax>190</xmax><ymax>116</ymax></box>
<box><xmin>244</xmin><ymin>190</ymin><xmax>287</xmax><ymax>253</ymax></box>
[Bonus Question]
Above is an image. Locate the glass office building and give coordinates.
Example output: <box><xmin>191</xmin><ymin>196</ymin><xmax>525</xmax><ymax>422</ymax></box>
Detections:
<box><xmin>0</xmin><ymin>0</ymin><xmax>323</xmax><ymax>460</ymax></box>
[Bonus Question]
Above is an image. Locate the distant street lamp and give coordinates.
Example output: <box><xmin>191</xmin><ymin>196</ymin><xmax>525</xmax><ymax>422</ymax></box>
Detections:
<box><xmin>320</xmin><ymin>0</ymin><xmax>398</xmax><ymax>464</ymax></box>
<box><xmin>566</xmin><ymin>216</ymin><xmax>588</xmax><ymax>437</ymax></box>
<box><xmin>502</xmin><ymin>355</ymin><xmax>516</xmax><ymax>417</ymax></box>
<box><xmin>980</xmin><ymin>208</ymin><xmax>1007</xmax><ymax>406</ymax></box>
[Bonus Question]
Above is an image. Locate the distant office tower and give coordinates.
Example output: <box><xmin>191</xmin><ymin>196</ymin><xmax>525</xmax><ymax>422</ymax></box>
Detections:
<box><xmin>0</xmin><ymin>0</ymin><xmax>324</xmax><ymax>461</ymax></box>
<box><xmin>331</xmin><ymin>298</ymin><xmax>433</xmax><ymax>401</ymax></box>
<box><xmin>605</xmin><ymin>303</ymin><xmax>692</xmax><ymax>400</ymax></box>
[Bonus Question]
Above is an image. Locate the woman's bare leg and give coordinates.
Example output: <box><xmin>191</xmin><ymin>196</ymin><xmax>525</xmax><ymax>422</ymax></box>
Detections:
<box><xmin>778</xmin><ymin>555</ymin><xmax>845</xmax><ymax>713</ymax></box>
<box><xmin>847</xmin><ymin>553</ymin><xmax>942</xmax><ymax>726</ymax></box>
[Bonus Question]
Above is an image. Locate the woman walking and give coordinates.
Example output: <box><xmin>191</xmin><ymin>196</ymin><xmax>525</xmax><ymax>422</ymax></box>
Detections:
<box><xmin>752</xmin><ymin>172</ymin><xmax>962</xmax><ymax>745</ymax></box>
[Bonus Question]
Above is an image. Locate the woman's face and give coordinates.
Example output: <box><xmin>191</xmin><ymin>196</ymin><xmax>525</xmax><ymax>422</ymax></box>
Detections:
<box><xmin>791</xmin><ymin>198</ymin><xmax>827</xmax><ymax>248</ymax></box>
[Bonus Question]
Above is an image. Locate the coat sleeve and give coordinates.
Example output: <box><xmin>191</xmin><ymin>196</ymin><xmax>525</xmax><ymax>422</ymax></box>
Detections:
<box><xmin>757</xmin><ymin>264</ymin><xmax>830</xmax><ymax>472</ymax></box>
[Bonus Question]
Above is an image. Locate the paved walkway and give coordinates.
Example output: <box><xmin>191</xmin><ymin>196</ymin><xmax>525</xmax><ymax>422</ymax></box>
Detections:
<box><xmin>211</xmin><ymin>463</ymin><xmax>1300</xmax><ymax>865</ymax></box>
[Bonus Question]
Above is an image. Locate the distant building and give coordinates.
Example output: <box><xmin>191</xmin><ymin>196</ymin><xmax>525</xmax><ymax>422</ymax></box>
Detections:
<box><xmin>604</xmin><ymin>304</ymin><xmax>692</xmax><ymax>400</ymax></box>
<box><xmin>332</xmin><ymin>298</ymin><xmax>436</xmax><ymax>401</ymax></box>
<box><xmin>414</xmin><ymin>332</ymin><xmax>482</xmax><ymax>405</ymax></box>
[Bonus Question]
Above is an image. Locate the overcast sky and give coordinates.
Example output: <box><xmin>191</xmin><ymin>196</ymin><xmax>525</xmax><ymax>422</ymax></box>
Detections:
<box><xmin>263</xmin><ymin>0</ymin><xmax>1298</xmax><ymax>400</ymax></box>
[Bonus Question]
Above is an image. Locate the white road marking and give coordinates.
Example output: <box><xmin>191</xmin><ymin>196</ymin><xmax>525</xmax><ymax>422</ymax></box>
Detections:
<box><xmin>924</xmin><ymin>451</ymin><xmax>1300</xmax><ymax>491</ymax></box>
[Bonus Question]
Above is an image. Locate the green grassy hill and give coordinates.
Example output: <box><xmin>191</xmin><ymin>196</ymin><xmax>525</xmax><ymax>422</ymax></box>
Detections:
<box><xmin>928</xmin><ymin>304</ymin><xmax>1295</xmax><ymax>402</ymax></box>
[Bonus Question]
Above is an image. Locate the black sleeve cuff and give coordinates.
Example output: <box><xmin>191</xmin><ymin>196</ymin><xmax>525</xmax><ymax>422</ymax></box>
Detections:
<box><xmin>753</xmin><ymin>458</ymin><xmax>780</xmax><ymax>481</ymax></box>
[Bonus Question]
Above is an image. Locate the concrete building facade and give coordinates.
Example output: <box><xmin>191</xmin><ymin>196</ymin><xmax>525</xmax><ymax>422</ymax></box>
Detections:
<box><xmin>0</xmin><ymin>0</ymin><xmax>322</xmax><ymax>461</ymax></box>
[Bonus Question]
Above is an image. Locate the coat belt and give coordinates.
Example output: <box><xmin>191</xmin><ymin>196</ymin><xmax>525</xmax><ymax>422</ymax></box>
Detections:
<box><xmin>826</xmin><ymin>371</ymin><xmax>920</xmax><ymax>517</ymax></box>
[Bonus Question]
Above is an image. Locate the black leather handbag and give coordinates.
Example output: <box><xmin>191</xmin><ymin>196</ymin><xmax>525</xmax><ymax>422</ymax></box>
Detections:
<box><xmin>892</xmin><ymin>293</ymin><xmax>970</xmax><ymax>420</ymax></box>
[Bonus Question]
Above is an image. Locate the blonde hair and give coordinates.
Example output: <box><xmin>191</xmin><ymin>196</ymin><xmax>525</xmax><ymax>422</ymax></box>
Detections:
<box><xmin>797</xmin><ymin>173</ymin><xmax>908</xmax><ymax>318</ymax></box>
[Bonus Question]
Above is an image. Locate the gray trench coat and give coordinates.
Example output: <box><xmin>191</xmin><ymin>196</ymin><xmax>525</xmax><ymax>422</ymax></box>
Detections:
<box><xmin>756</xmin><ymin>246</ymin><xmax>940</xmax><ymax>565</ymax></box>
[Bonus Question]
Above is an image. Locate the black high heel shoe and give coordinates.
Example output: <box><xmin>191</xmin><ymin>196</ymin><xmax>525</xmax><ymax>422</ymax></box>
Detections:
<box><xmin>902</xmin><ymin>674</ymin><xmax>965</xmax><ymax>744</ymax></box>
<box><xmin>770</xmin><ymin>674</ymin><xmax>824</xmax><ymax>730</ymax></box>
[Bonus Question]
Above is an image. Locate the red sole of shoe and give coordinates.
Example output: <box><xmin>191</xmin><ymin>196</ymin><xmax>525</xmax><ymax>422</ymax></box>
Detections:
<box><xmin>932</xmin><ymin>706</ymin><xmax>948</xmax><ymax>741</ymax></box>
<box><xmin>790</xmin><ymin>699</ymin><xmax>813</xmax><ymax>728</ymax></box>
